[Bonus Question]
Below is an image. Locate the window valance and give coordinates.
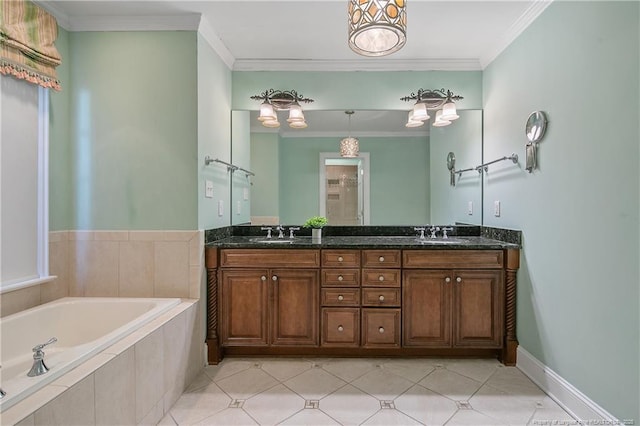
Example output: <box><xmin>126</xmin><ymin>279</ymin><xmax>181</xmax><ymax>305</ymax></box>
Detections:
<box><xmin>0</xmin><ymin>0</ymin><xmax>61</xmax><ymax>90</ymax></box>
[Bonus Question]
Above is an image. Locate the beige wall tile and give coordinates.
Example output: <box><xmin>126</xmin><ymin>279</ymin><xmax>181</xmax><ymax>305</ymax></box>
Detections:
<box><xmin>186</xmin><ymin>300</ymin><xmax>206</xmax><ymax>385</ymax></box>
<box><xmin>135</xmin><ymin>328</ymin><xmax>165</xmax><ymax>423</ymax></box>
<box><xmin>163</xmin><ymin>231</ymin><xmax>197</xmax><ymax>241</ymax></box>
<box><xmin>34</xmin><ymin>376</ymin><xmax>95</xmax><ymax>425</ymax></box>
<box><xmin>0</xmin><ymin>286</ymin><xmax>41</xmax><ymax>317</ymax></box>
<box><xmin>93</xmin><ymin>231</ymin><xmax>129</xmax><ymax>241</ymax></box>
<box><xmin>189</xmin><ymin>265</ymin><xmax>204</xmax><ymax>299</ymax></box>
<box><xmin>0</xmin><ymin>386</ymin><xmax>67</xmax><ymax>426</ymax></box>
<box><xmin>42</xmin><ymin>239</ymin><xmax>70</xmax><ymax>304</ymax></box>
<box><xmin>70</xmin><ymin>240</ymin><xmax>119</xmax><ymax>297</ymax></box>
<box><xmin>189</xmin><ymin>231</ymin><xmax>204</xmax><ymax>266</ymax></box>
<box><xmin>119</xmin><ymin>241</ymin><xmax>154</xmax><ymax>297</ymax></box>
<box><xmin>154</xmin><ymin>242</ymin><xmax>189</xmax><ymax>298</ymax></box>
<box><xmin>95</xmin><ymin>348</ymin><xmax>136</xmax><ymax>426</ymax></box>
<box><xmin>129</xmin><ymin>231</ymin><xmax>164</xmax><ymax>241</ymax></box>
<box><xmin>14</xmin><ymin>414</ymin><xmax>35</xmax><ymax>425</ymax></box>
<box><xmin>68</xmin><ymin>230</ymin><xmax>94</xmax><ymax>241</ymax></box>
<box><xmin>163</xmin><ymin>312</ymin><xmax>188</xmax><ymax>410</ymax></box>
<box><xmin>48</xmin><ymin>231</ymin><xmax>69</xmax><ymax>243</ymax></box>
<box><xmin>139</xmin><ymin>399</ymin><xmax>165</xmax><ymax>426</ymax></box>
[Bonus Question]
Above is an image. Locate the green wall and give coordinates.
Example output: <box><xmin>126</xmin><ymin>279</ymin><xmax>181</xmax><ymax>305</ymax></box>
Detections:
<box><xmin>230</xmin><ymin>110</ymin><xmax>251</xmax><ymax>225</ymax></box>
<box><xmin>249</xmin><ymin>132</ymin><xmax>280</xmax><ymax>221</ymax></box>
<box><xmin>483</xmin><ymin>2</ymin><xmax>639</xmax><ymax>420</ymax></box>
<box><xmin>66</xmin><ymin>31</ymin><xmax>198</xmax><ymax>230</ymax></box>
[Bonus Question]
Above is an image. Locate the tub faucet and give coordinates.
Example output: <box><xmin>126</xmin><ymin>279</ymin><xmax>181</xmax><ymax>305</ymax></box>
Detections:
<box><xmin>27</xmin><ymin>337</ymin><xmax>57</xmax><ymax>377</ymax></box>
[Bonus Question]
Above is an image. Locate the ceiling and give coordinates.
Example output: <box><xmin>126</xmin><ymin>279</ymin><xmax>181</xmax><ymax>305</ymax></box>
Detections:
<box><xmin>38</xmin><ymin>0</ymin><xmax>552</xmax><ymax>71</ymax></box>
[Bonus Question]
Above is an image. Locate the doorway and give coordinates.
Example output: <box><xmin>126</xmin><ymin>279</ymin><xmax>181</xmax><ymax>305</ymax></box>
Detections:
<box><xmin>319</xmin><ymin>153</ymin><xmax>370</xmax><ymax>225</ymax></box>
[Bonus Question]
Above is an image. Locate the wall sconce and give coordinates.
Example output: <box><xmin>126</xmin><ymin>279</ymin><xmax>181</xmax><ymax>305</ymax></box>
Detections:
<box><xmin>250</xmin><ymin>89</ymin><xmax>314</xmax><ymax>128</ymax></box>
<box><xmin>400</xmin><ymin>89</ymin><xmax>463</xmax><ymax>128</ymax></box>
<box><xmin>348</xmin><ymin>0</ymin><xmax>407</xmax><ymax>57</ymax></box>
<box><xmin>340</xmin><ymin>110</ymin><xmax>359</xmax><ymax>158</ymax></box>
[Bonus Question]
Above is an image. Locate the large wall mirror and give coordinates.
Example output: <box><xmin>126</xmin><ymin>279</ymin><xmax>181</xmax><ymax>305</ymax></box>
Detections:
<box><xmin>230</xmin><ymin>109</ymin><xmax>482</xmax><ymax>227</ymax></box>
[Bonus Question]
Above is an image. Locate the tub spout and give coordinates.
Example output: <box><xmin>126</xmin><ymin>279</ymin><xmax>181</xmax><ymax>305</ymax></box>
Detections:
<box><xmin>27</xmin><ymin>337</ymin><xmax>57</xmax><ymax>377</ymax></box>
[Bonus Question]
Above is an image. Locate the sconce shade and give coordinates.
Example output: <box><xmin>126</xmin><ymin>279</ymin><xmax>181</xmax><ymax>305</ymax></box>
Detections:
<box><xmin>289</xmin><ymin>120</ymin><xmax>308</xmax><ymax>129</ymax></box>
<box><xmin>406</xmin><ymin>110</ymin><xmax>424</xmax><ymax>128</ymax></box>
<box><xmin>348</xmin><ymin>0</ymin><xmax>407</xmax><ymax>57</ymax></box>
<box><xmin>340</xmin><ymin>137</ymin><xmax>360</xmax><ymax>157</ymax></box>
<box><xmin>440</xmin><ymin>102</ymin><xmax>459</xmax><ymax>121</ymax></box>
<box><xmin>262</xmin><ymin>119</ymin><xmax>281</xmax><ymax>128</ymax></box>
<box><xmin>251</xmin><ymin>89</ymin><xmax>313</xmax><ymax>129</ymax></box>
<box><xmin>258</xmin><ymin>101</ymin><xmax>276</xmax><ymax>122</ymax></box>
<box><xmin>411</xmin><ymin>102</ymin><xmax>430</xmax><ymax>121</ymax></box>
<box><xmin>401</xmin><ymin>88</ymin><xmax>462</xmax><ymax>127</ymax></box>
<box><xmin>287</xmin><ymin>104</ymin><xmax>304</xmax><ymax>122</ymax></box>
<box><xmin>433</xmin><ymin>110</ymin><xmax>451</xmax><ymax>127</ymax></box>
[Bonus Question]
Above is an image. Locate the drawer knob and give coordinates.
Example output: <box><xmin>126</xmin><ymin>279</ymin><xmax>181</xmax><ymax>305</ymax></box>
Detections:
<box><xmin>272</xmin><ymin>275</ymin><xmax>278</xmax><ymax>281</ymax></box>
<box><xmin>338</xmin><ymin>325</ymin><xmax>344</xmax><ymax>332</ymax></box>
<box><xmin>378</xmin><ymin>327</ymin><xmax>385</xmax><ymax>333</ymax></box>
<box><xmin>378</xmin><ymin>295</ymin><xmax>385</xmax><ymax>301</ymax></box>
<box><xmin>338</xmin><ymin>295</ymin><xmax>344</xmax><ymax>301</ymax></box>
<box><xmin>338</xmin><ymin>256</ymin><xmax>344</xmax><ymax>262</ymax></box>
<box><xmin>378</xmin><ymin>275</ymin><xmax>385</xmax><ymax>282</ymax></box>
<box><xmin>445</xmin><ymin>277</ymin><xmax>451</xmax><ymax>283</ymax></box>
<box><xmin>379</xmin><ymin>256</ymin><xmax>385</xmax><ymax>262</ymax></box>
<box><xmin>261</xmin><ymin>276</ymin><xmax>267</xmax><ymax>281</ymax></box>
<box><xmin>338</xmin><ymin>275</ymin><xmax>344</xmax><ymax>281</ymax></box>
<box><xmin>456</xmin><ymin>277</ymin><xmax>462</xmax><ymax>283</ymax></box>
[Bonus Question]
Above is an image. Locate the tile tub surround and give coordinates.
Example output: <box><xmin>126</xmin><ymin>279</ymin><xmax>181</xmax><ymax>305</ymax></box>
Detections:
<box><xmin>1</xmin><ymin>299</ymin><xmax>205</xmax><ymax>426</ymax></box>
<box><xmin>0</xmin><ymin>230</ymin><xmax>205</xmax><ymax>317</ymax></box>
<box><xmin>161</xmin><ymin>357</ymin><xmax>575</xmax><ymax>425</ymax></box>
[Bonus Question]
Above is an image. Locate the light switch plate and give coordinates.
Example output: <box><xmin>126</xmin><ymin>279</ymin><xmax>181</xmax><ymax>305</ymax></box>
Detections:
<box><xmin>218</xmin><ymin>200</ymin><xmax>224</xmax><ymax>216</ymax></box>
<box><xmin>467</xmin><ymin>201</ymin><xmax>473</xmax><ymax>215</ymax></box>
<box><xmin>243</xmin><ymin>188</ymin><xmax>249</xmax><ymax>201</ymax></box>
<box><xmin>205</xmin><ymin>180</ymin><xmax>214</xmax><ymax>198</ymax></box>
<box><xmin>494</xmin><ymin>200</ymin><xmax>501</xmax><ymax>217</ymax></box>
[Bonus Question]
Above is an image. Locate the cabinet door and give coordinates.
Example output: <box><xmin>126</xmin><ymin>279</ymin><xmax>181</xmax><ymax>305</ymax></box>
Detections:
<box><xmin>220</xmin><ymin>269</ymin><xmax>269</xmax><ymax>346</ymax></box>
<box><xmin>321</xmin><ymin>308</ymin><xmax>360</xmax><ymax>347</ymax></box>
<box><xmin>271</xmin><ymin>269</ymin><xmax>319</xmax><ymax>346</ymax></box>
<box><xmin>362</xmin><ymin>308</ymin><xmax>401</xmax><ymax>348</ymax></box>
<box><xmin>402</xmin><ymin>270</ymin><xmax>452</xmax><ymax>347</ymax></box>
<box><xmin>453</xmin><ymin>270</ymin><xmax>504</xmax><ymax>348</ymax></box>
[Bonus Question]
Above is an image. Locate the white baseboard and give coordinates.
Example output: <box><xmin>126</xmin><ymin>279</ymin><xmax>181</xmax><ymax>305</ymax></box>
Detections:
<box><xmin>516</xmin><ymin>347</ymin><xmax>621</xmax><ymax>423</ymax></box>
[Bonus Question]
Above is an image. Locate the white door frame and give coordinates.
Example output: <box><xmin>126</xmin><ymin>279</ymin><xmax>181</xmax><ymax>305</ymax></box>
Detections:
<box><xmin>319</xmin><ymin>152</ymin><xmax>370</xmax><ymax>225</ymax></box>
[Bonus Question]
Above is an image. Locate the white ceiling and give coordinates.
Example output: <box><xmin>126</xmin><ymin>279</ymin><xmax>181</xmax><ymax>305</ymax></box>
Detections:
<box><xmin>38</xmin><ymin>0</ymin><xmax>552</xmax><ymax>71</ymax></box>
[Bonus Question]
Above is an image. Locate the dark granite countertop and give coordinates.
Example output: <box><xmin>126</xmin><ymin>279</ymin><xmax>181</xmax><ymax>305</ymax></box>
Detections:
<box><xmin>206</xmin><ymin>235</ymin><xmax>519</xmax><ymax>250</ymax></box>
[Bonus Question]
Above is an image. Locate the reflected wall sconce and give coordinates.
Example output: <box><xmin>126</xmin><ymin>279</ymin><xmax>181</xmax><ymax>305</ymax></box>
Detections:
<box><xmin>348</xmin><ymin>0</ymin><xmax>407</xmax><ymax>57</ymax></box>
<box><xmin>340</xmin><ymin>110</ymin><xmax>359</xmax><ymax>158</ymax></box>
<box><xmin>250</xmin><ymin>89</ymin><xmax>314</xmax><ymax>129</ymax></box>
<box><xmin>401</xmin><ymin>88</ymin><xmax>463</xmax><ymax>128</ymax></box>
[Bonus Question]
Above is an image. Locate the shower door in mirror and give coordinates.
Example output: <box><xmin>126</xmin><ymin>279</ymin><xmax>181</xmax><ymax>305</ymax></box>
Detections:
<box><xmin>320</xmin><ymin>154</ymin><xmax>370</xmax><ymax>225</ymax></box>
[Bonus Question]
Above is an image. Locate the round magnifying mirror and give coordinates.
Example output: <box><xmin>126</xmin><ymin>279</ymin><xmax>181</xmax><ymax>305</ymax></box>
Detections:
<box><xmin>525</xmin><ymin>111</ymin><xmax>548</xmax><ymax>143</ymax></box>
<box><xmin>446</xmin><ymin>152</ymin><xmax>456</xmax><ymax>171</ymax></box>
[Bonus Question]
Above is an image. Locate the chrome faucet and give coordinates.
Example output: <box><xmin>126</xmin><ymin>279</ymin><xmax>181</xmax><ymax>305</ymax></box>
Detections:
<box><xmin>414</xmin><ymin>227</ymin><xmax>426</xmax><ymax>240</ymax></box>
<box><xmin>288</xmin><ymin>227</ymin><xmax>300</xmax><ymax>238</ymax></box>
<box><xmin>260</xmin><ymin>226</ymin><xmax>272</xmax><ymax>239</ymax></box>
<box><xmin>429</xmin><ymin>226</ymin><xmax>440</xmax><ymax>238</ymax></box>
<box><xmin>441</xmin><ymin>227</ymin><xmax>454</xmax><ymax>239</ymax></box>
<box><xmin>276</xmin><ymin>225</ymin><xmax>285</xmax><ymax>239</ymax></box>
<box><xmin>27</xmin><ymin>337</ymin><xmax>57</xmax><ymax>377</ymax></box>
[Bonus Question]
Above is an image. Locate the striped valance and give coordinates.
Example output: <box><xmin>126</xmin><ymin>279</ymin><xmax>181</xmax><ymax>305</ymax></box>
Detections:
<box><xmin>0</xmin><ymin>0</ymin><xmax>61</xmax><ymax>90</ymax></box>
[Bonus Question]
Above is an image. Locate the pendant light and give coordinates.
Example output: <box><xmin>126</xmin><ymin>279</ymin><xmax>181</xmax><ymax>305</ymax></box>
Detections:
<box><xmin>348</xmin><ymin>0</ymin><xmax>407</xmax><ymax>57</ymax></box>
<box><xmin>340</xmin><ymin>110</ymin><xmax>359</xmax><ymax>158</ymax></box>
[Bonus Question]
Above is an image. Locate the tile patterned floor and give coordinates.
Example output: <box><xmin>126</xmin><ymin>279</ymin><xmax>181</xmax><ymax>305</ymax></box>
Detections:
<box><xmin>161</xmin><ymin>357</ymin><xmax>575</xmax><ymax>426</ymax></box>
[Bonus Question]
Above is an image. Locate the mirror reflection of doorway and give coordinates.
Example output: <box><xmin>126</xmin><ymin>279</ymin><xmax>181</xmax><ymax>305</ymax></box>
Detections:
<box><xmin>319</xmin><ymin>153</ymin><xmax>370</xmax><ymax>225</ymax></box>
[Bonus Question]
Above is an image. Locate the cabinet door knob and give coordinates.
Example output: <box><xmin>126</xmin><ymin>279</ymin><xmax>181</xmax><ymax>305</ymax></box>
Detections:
<box><xmin>379</xmin><ymin>256</ymin><xmax>385</xmax><ymax>262</ymax></box>
<box><xmin>337</xmin><ymin>325</ymin><xmax>344</xmax><ymax>332</ymax></box>
<box><xmin>445</xmin><ymin>277</ymin><xmax>451</xmax><ymax>283</ymax></box>
<box><xmin>456</xmin><ymin>277</ymin><xmax>462</xmax><ymax>283</ymax></box>
<box><xmin>272</xmin><ymin>275</ymin><xmax>278</xmax><ymax>281</ymax></box>
<box><xmin>261</xmin><ymin>276</ymin><xmax>267</xmax><ymax>281</ymax></box>
<box><xmin>378</xmin><ymin>327</ymin><xmax>385</xmax><ymax>333</ymax></box>
<box><xmin>378</xmin><ymin>275</ymin><xmax>385</xmax><ymax>282</ymax></box>
<box><xmin>337</xmin><ymin>256</ymin><xmax>344</xmax><ymax>262</ymax></box>
<box><xmin>338</xmin><ymin>295</ymin><xmax>344</xmax><ymax>301</ymax></box>
<box><xmin>338</xmin><ymin>275</ymin><xmax>344</xmax><ymax>281</ymax></box>
<box><xmin>378</xmin><ymin>295</ymin><xmax>385</xmax><ymax>301</ymax></box>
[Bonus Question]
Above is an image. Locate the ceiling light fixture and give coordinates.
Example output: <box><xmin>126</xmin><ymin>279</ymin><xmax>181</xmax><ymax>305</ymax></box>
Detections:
<box><xmin>400</xmin><ymin>89</ymin><xmax>463</xmax><ymax>128</ymax></box>
<box><xmin>250</xmin><ymin>89</ymin><xmax>314</xmax><ymax>129</ymax></box>
<box><xmin>340</xmin><ymin>110</ymin><xmax>359</xmax><ymax>158</ymax></box>
<box><xmin>348</xmin><ymin>0</ymin><xmax>407</xmax><ymax>57</ymax></box>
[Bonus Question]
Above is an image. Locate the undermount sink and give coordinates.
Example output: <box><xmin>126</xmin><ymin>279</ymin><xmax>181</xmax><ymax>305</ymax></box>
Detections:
<box><xmin>249</xmin><ymin>238</ymin><xmax>293</xmax><ymax>244</ymax></box>
<box><xmin>416</xmin><ymin>238</ymin><xmax>466</xmax><ymax>244</ymax></box>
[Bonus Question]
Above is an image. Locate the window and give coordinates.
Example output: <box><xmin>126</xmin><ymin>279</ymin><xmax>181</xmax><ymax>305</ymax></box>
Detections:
<box><xmin>0</xmin><ymin>75</ymin><xmax>51</xmax><ymax>293</ymax></box>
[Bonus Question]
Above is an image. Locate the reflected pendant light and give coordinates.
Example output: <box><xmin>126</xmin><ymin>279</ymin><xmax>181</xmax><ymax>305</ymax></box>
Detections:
<box><xmin>340</xmin><ymin>110</ymin><xmax>359</xmax><ymax>158</ymax></box>
<box><xmin>348</xmin><ymin>0</ymin><xmax>407</xmax><ymax>57</ymax></box>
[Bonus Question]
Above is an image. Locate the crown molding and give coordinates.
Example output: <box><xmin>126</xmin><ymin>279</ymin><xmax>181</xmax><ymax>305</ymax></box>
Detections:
<box><xmin>233</xmin><ymin>58</ymin><xmax>482</xmax><ymax>72</ymax></box>
<box><xmin>65</xmin><ymin>14</ymin><xmax>201</xmax><ymax>32</ymax></box>
<box><xmin>256</xmin><ymin>130</ymin><xmax>429</xmax><ymax>138</ymax></box>
<box><xmin>198</xmin><ymin>17</ymin><xmax>235</xmax><ymax>70</ymax></box>
<box><xmin>33</xmin><ymin>1</ymin><xmax>71</xmax><ymax>30</ymax></box>
<box><xmin>479</xmin><ymin>0</ymin><xmax>554</xmax><ymax>69</ymax></box>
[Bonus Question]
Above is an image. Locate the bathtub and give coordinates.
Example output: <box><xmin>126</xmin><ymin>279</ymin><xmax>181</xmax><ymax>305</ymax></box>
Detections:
<box><xmin>0</xmin><ymin>297</ymin><xmax>181</xmax><ymax>412</ymax></box>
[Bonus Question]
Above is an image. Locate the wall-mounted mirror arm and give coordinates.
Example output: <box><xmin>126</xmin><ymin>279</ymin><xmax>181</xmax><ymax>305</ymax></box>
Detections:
<box><xmin>205</xmin><ymin>155</ymin><xmax>255</xmax><ymax>177</ymax></box>
<box><xmin>475</xmin><ymin>154</ymin><xmax>518</xmax><ymax>173</ymax></box>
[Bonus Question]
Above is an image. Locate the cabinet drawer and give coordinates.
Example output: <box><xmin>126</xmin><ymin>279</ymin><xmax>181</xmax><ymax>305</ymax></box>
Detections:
<box><xmin>362</xmin><ymin>269</ymin><xmax>401</xmax><ymax>287</ymax></box>
<box><xmin>321</xmin><ymin>288</ymin><xmax>360</xmax><ymax>306</ymax></box>
<box><xmin>362</xmin><ymin>288</ymin><xmax>400</xmax><ymax>307</ymax></box>
<box><xmin>362</xmin><ymin>308</ymin><xmax>401</xmax><ymax>348</ymax></box>
<box><xmin>321</xmin><ymin>269</ymin><xmax>360</xmax><ymax>287</ymax></box>
<box><xmin>322</xmin><ymin>250</ymin><xmax>361</xmax><ymax>268</ymax></box>
<box><xmin>403</xmin><ymin>250</ymin><xmax>504</xmax><ymax>269</ymax></box>
<box><xmin>322</xmin><ymin>308</ymin><xmax>360</xmax><ymax>347</ymax></box>
<box><xmin>220</xmin><ymin>249</ymin><xmax>320</xmax><ymax>268</ymax></box>
<box><xmin>362</xmin><ymin>250</ymin><xmax>401</xmax><ymax>268</ymax></box>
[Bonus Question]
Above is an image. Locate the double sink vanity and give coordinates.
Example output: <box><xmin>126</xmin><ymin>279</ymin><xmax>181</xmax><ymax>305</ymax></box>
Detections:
<box><xmin>205</xmin><ymin>225</ymin><xmax>520</xmax><ymax>366</ymax></box>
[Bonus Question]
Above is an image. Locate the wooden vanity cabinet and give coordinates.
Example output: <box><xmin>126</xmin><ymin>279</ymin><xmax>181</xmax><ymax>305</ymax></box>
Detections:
<box><xmin>219</xmin><ymin>249</ymin><xmax>320</xmax><ymax>348</ymax></box>
<box><xmin>402</xmin><ymin>250</ymin><xmax>504</xmax><ymax>349</ymax></box>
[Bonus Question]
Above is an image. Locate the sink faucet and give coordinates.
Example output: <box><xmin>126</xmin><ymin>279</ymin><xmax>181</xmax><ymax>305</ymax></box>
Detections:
<box><xmin>276</xmin><ymin>225</ymin><xmax>285</xmax><ymax>239</ymax></box>
<box><xmin>414</xmin><ymin>227</ymin><xmax>426</xmax><ymax>240</ymax></box>
<box><xmin>27</xmin><ymin>337</ymin><xmax>57</xmax><ymax>377</ymax></box>
<box><xmin>441</xmin><ymin>227</ymin><xmax>454</xmax><ymax>239</ymax></box>
<box><xmin>260</xmin><ymin>226</ymin><xmax>272</xmax><ymax>239</ymax></box>
<box><xmin>288</xmin><ymin>227</ymin><xmax>300</xmax><ymax>239</ymax></box>
<box><xmin>429</xmin><ymin>226</ymin><xmax>440</xmax><ymax>238</ymax></box>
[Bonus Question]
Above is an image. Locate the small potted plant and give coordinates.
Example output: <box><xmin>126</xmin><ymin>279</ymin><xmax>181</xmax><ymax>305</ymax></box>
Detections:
<box><xmin>303</xmin><ymin>216</ymin><xmax>327</xmax><ymax>242</ymax></box>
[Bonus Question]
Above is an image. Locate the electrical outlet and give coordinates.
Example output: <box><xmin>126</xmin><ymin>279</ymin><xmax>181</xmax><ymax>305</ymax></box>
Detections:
<box><xmin>237</xmin><ymin>200</ymin><xmax>241</xmax><ymax>215</ymax></box>
<box><xmin>218</xmin><ymin>200</ymin><xmax>224</xmax><ymax>216</ymax></box>
<box><xmin>494</xmin><ymin>200</ymin><xmax>501</xmax><ymax>217</ymax></box>
<box><xmin>243</xmin><ymin>188</ymin><xmax>249</xmax><ymax>201</ymax></box>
